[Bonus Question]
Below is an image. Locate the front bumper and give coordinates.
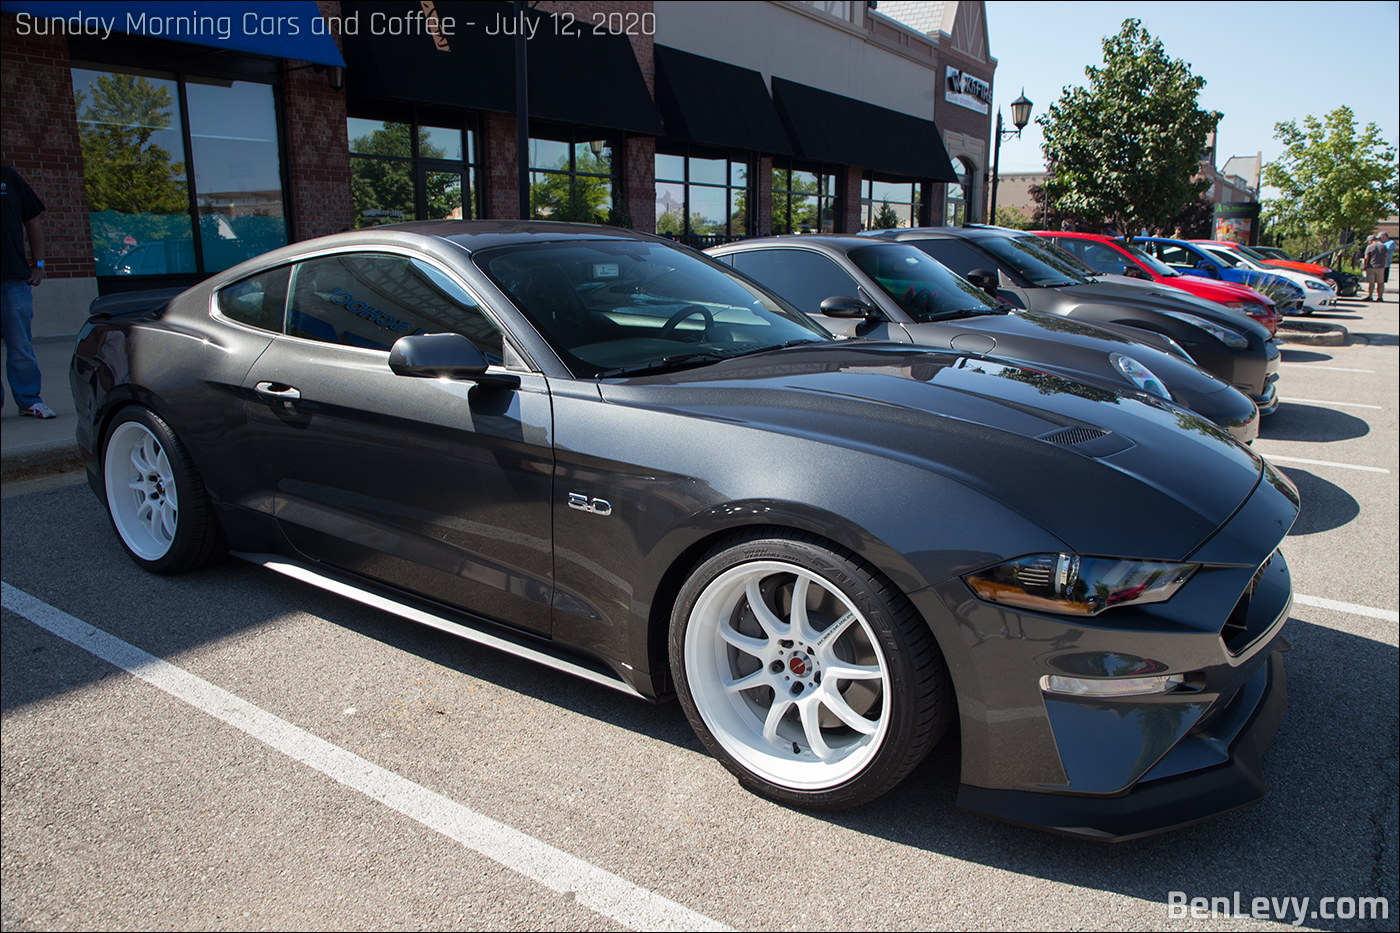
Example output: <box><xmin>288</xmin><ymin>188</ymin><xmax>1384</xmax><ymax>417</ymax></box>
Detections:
<box><xmin>913</xmin><ymin>463</ymin><xmax>1298</xmax><ymax>840</ymax></box>
<box><xmin>957</xmin><ymin>645</ymin><xmax>1287</xmax><ymax>841</ymax></box>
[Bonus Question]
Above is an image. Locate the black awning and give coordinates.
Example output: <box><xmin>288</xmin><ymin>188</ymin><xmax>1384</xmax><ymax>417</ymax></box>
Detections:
<box><xmin>344</xmin><ymin>1</ymin><xmax>662</xmax><ymax>136</ymax></box>
<box><xmin>771</xmin><ymin>77</ymin><xmax>958</xmax><ymax>181</ymax></box>
<box><xmin>653</xmin><ymin>45</ymin><xmax>791</xmax><ymax>155</ymax></box>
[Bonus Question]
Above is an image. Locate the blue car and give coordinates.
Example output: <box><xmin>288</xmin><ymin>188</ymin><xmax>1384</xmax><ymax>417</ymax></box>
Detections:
<box><xmin>1134</xmin><ymin>238</ymin><xmax>1305</xmax><ymax>314</ymax></box>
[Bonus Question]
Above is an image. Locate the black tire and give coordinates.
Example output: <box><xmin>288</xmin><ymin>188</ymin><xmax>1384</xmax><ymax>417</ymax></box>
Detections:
<box><xmin>669</xmin><ymin>529</ymin><xmax>951</xmax><ymax>809</ymax></box>
<box><xmin>100</xmin><ymin>407</ymin><xmax>223</xmax><ymax>574</ymax></box>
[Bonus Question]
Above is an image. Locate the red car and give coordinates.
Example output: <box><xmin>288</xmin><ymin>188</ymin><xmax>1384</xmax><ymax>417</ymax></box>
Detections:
<box><xmin>1034</xmin><ymin>231</ymin><xmax>1282</xmax><ymax>337</ymax></box>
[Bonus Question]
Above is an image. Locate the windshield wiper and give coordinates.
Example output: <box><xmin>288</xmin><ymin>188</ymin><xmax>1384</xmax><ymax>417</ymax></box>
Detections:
<box><xmin>595</xmin><ymin>352</ymin><xmax>731</xmax><ymax>379</ymax></box>
<box><xmin>931</xmin><ymin>307</ymin><xmax>1010</xmax><ymax>320</ymax></box>
<box><xmin>728</xmin><ymin>338</ymin><xmax>827</xmax><ymax>358</ymax></box>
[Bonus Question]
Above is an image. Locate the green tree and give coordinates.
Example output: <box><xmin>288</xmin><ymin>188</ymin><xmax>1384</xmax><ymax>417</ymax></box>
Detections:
<box><xmin>1261</xmin><ymin>106</ymin><xmax>1398</xmax><ymax>256</ymax></box>
<box><xmin>350</xmin><ymin>123</ymin><xmax>463</xmax><ymax>227</ymax></box>
<box><xmin>872</xmin><ymin>198</ymin><xmax>902</xmax><ymax>230</ymax></box>
<box><xmin>771</xmin><ymin>170</ymin><xmax>823</xmax><ymax>233</ymax></box>
<box><xmin>531</xmin><ymin>146</ymin><xmax>612</xmax><ymax>223</ymax></box>
<box><xmin>1037</xmin><ymin>19</ymin><xmax>1220</xmax><ymax>236</ymax></box>
<box><xmin>993</xmin><ymin>205</ymin><xmax>1033</xmax><ymax>230</ymax></box>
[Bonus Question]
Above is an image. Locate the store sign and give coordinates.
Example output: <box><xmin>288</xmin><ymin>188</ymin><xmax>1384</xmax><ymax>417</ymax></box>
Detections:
<box><xmin>945</xmin><ymin>67</ymin><xmax>992</xmax><ymax>114</ymax></box>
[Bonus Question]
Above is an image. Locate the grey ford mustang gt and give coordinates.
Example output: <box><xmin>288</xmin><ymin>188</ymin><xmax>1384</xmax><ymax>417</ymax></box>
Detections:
<box><xmin>71</xmin><ymin>221</ymin><xmax>1297</xmax><ymax>840</ymax></box>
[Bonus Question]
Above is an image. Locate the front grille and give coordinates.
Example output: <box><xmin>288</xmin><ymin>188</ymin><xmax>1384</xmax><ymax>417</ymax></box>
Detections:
<box><xmin>1041</xmin><ymin>427</ymin><xmax>1108</xmax><ymax>447</ymax></box>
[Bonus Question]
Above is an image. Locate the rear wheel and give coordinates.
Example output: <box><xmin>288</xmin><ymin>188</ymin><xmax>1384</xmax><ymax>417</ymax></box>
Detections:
<box><xmin>670</xmin><ymin>531</ymin><xmax>951</xmax><ymax>809</ymax></box>
<box><xmin>101</xmin><ymin>407</ymin><xmax>222</xmax><ymax>574</ymax></box>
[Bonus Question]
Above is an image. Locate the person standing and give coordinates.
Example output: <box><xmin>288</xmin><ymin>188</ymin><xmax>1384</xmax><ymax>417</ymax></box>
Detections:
<box><xmin>1</xmin><ymin>163</ymin><xmax>55</xmax><ymax>418</ymax></box>
<box><xmin>1362</xmin><ymin>234</ymin><xmax>1387</xmax><ymax>302</ymax></box>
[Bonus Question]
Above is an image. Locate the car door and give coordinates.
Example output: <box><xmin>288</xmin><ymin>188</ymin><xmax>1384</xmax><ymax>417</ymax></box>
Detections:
<box><xmin>241</xmin><ymin>249</ymin><xmax>556</xmax><ymax>636</ymax></box>
<box><xmin>727</xmin><ymin>247</ymin><xmax>910</xmax><ymax>341</ymax></box>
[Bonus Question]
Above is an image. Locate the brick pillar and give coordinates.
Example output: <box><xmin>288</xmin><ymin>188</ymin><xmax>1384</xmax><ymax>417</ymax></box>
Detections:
<box><xmin>623</xmin><ymin>136</ymin><xmax>655</xmax><ymax>232</ymax></box>
<box><xmin>282</xmin><ymin>68</ymin><xmax>351</xmax><ymax>239</ymax></box>
<box><xmin>756</xmin><ymin>156</ymin><xmax>773</xmax><ymax>235</ymax></box>
<box><xmin>1</xmin><ymin>15</ymin><xmax>93</xmax><ymax>281</ymax></box>
<box><xmin>838</xmin><ymin>164</ymin><xmax>863</xmax><ymax>233</ymax></box>
<box><xmin>481</xmin><ymin>112</ymin><xmax>522</xmax><ymax>220</ymax></box>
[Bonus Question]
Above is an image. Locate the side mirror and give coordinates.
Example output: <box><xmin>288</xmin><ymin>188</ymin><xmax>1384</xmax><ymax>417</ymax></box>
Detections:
<box><xmin>1196</xmin><ymin>259</ymin><xmax>1221</xmax><ymax>280</ymax></box>
<box><xmin>389</xmin><ymin>333</ymin><xmax>519</xmax><ymax>387</ymax></box>
<box><xmin>965</xmin><ymin>268</ymin><xmax>1000</xmax><ymax>297</ymax></box>
<box><xmin>1124</xmin><ymin>265</ymin><xmax>1151</xmax><ymax>280</ymax></box>
<box><xmin>819</xmin><ymin>295</ymin><xmax>881</xmax><ymax>320</ymax></box>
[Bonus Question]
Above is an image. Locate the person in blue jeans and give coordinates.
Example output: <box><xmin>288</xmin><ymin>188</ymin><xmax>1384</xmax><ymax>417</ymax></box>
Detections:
<box><xmin>2</xmin><ymin>164</ymin><xmax>55</xmax><ymax>419</ymax></box>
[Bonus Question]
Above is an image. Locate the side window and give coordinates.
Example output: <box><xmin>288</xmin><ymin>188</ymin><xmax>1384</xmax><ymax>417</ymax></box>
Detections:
<box><xmin>904</xmin><ymin>238</ymin><xmax>993</xmax><ymax>278</ymax></box>
<box><xmin>729</xmin><ymin>249</ymin><xmax>863</xmax><ymax>314</ymax></box>
<box><xmin>287</xmin><ymin>253</ymin><xmax>504</xmax><ymax>362</ymax></box>
<box><xmin>1080</xmin><ymin>241</ymin><xmax>1128</xmax><ymax>275</ymax></box>
<box><xmin>1156</xmin><ymin>243</ymin><xmax>1201</xmax><ymax>268</ymax></box>
<box><xmin>215</xmin><ymin>265</ymin><xmax>290</xmax><ymax>332</ymax></box>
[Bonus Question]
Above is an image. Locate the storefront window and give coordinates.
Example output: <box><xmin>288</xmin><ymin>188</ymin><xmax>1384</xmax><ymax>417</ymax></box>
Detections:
<box><xmin>72</xmin><ymin>66</ymin><xmax>287</xmax><ymax>278</ymax></box>
<box><xmin>945</xmin><ymin>158</ymin><xmax>974</xmax><ymax>227</ymax></box>
<box><xmin>771</xmin><ymin>164</ymin><xmax>836</xmax><ymax>234</ymax></box>
<box><xmin>654</xmin><ymin>148</ymin><xmax>751</xmax><ymax>243</ymax></box>
<box><xmin>348</xmin><ymin>116</ymin><xmax>477</xmax><ymax>227</ymax></box>
<box><xmin>861</xmin><ymin>177</ymin><xmax>921</xmax><ymax>230</ymax></box>
<box><xmin>529</xmin><ymin>135</ymin><xmax>614</xmax><ymax>224</ymax></box>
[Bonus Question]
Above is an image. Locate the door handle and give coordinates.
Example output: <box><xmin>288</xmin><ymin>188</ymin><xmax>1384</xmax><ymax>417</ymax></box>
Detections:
<box><xmin>255</xmin><ymin>382</ymin><xmax>301</xmax><ymax>401</ymax></box>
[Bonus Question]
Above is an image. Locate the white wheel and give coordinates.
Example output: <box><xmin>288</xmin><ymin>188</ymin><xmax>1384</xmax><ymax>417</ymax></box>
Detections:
<box><xmin>686</xmin><ymin>560</ymin><xmax>892</xmax><ymax>789</ymax></box>
<box><xmin>671</xmin><ymin>533</ymin><xmax>950</xmax><ymax>808</ymax></box>
<box><xmin>105</xmin><ymin>419</ymin><xmax>179</xmax><ymax>561</ymax></box>
<box><xmin>101</xmin><ymin>407</ymin><xmax>222</xmax><ymax>574</ymax></box>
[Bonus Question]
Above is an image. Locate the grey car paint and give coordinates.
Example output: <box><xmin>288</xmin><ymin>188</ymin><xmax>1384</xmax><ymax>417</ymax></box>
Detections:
<box><xmin>71</xmin><ymin>221</ymin><xmax>1297</xmax><ymax>840</ymax></box>
<box><xmin>873</xmin><ymin>227</ymin><xmax>1281</xmax><ymax>415</ymax></box>
<box><xmin>708</xmin><ymin>236</ymin><xmax>1260</xmax><ymax>443</ymax></box>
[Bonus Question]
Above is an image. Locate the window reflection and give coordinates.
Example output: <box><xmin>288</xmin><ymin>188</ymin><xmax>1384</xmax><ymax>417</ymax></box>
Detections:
<box><xmin>529</xmin><ymin>136</ymin><xmax>614</xmax><ymax>223</ymax></box>
<box><xmin>72</xmin><ymin>67</ymin><xmax>195</xmax><ymax>275</ymax></box>
<box><xmin>348</xmin><ymin>117</ymin><xmax>477</xmax><ymax>227</ymax></box>
<box><xmin>654</xmin><ymin>149</ymin><xmax>751</xmax><ymax>242</ymax></box>
<box><xmin>186</xmin><ymin>79</ymin><xmax>287</xmax><ymax>272</ymax></box>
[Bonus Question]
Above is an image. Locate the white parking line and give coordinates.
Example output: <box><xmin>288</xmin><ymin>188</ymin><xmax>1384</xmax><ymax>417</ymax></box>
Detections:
<box><xmin>1295</xmin><ymin>594</ymin><xmax>1400</xmax><ymax>623</ymax></box>
<box><xmin>1279</xmin><ymin>397</ymin><xmax>1383</xmax><ymax>410</ymax></box>
<box><xmin>0</xmin><ymin>582</ymin><xmax>731</xmax><ymax>933</ymax></box>
<box><xmin>1258</xmin><ymin>454</ymin><xmax>1392</xmax><ymax>474</ymax></box>
<box><xmin>1278</xmin><ymin>364</ymin><xmax>1375</xmax><ymax>373</ymax></box>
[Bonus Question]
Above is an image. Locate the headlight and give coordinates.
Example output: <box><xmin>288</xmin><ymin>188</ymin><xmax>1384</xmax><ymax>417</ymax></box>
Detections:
<box><xmin>1111</xmin><ymin>352</ymin><xmax>1171</xmax><ymax>400</ymax></box>
<box><xmin>1160</xmin><ymin>311</ymin><xmax>1249</xmax><ymax>348</ymax></box>
<box><xmin>1224</xmin><ymin>300</ymin><xmax>1267</xmax><ymax>316</ymax></box>
<box><xmin>964</xmin><ymin>553</ymin><xmax>1199</xmax><ymax>617</ymax></box>
<box><xmin>1303</xmin><ymin>279</ymin><xmax>1332</xmax><ymax>292</ymax></box>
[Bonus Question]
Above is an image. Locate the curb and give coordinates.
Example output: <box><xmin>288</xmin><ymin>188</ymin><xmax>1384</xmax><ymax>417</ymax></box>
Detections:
<box><xmin>1275</xmin><ymin>322</ymin><xmax>1349</xmax><ymax>346</ymax></box>
<box><xmin>0</xmin><ymin>441</ymin><xmax>85</xmax><ymax>485</ymax></box>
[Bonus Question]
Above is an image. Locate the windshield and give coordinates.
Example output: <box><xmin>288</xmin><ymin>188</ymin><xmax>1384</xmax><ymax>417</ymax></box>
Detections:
<box><xmin>847</xmin><ymin>244</ymin><xmax>1000</xmax><ymax>321</ymax></box>
<box><xmin>1021</xmin><ymin>236</ymin><xmax>1103</xmax><ymax>278</ymax></box>
<box><xmin>475</xmin><ymin>240</ymin><xmax>831</xmax><ymax>377</ymax></box>
<box><xmin>1119</xmin><ymin>240</ymin><xmax>1179</xmax><ymax>277</ymax></box>
<box><xmin>1205</xmin><ymin>247</ymin><xmax>1259</xmax><ymax>270</ymax></box>
<box><xmin>976</xmin><ymin>235</ymin><xmax>1087</xmax><ymax>287</ymax></box>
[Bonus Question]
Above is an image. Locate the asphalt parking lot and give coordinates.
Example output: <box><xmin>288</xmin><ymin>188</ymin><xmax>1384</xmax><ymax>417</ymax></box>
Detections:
<box><xmin>2</xmin><ymin>297</ymin><xmax>1396</xmax><ymax>931</ymax></box>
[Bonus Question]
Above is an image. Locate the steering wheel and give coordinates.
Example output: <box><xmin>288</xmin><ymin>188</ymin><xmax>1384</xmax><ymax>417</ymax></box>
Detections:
<box><xmin>659</xmin><ymin>304</ymin><xmax>714</xmax><ymax>340</ymax></box>
<box><xmin>911</xmin><ymin>288</ymin><xmax>935</xmax><ymax>317</ymax></box>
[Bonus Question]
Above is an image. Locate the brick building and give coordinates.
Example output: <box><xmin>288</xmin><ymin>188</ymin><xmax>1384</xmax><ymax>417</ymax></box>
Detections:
<box><xmin>1</xmin><ymin>0</ymin><xmax>995</xmax><ymax>336</ymax></box>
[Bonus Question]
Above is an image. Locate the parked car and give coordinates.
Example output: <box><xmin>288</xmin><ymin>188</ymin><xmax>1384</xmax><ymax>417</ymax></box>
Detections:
<box><xmin>1133</xmin><ymin>237</ymin><xmax>1329</xmax><ymax>314</ymax></box>
<box><xmin>869</xmin><ymin>226</ymin><xmax>1281</xmax><ymax>416</ymax></box>
<box><xmin>71</xmin><ymin>220</ymin><xmax>1297</xmax><ymax>841</ymax></box>
<box><xmin>1189</xmin><ymin>241</ymin><xmax>1338</xmax><ymax>313</ymax></box>
<box><xmin>708</xmin><ymin>235</ymin><xmax>1259</xmax><ymax>442</ymax></box>
<box><xmin>1237</xmin><ymin>243</ymin><xmax>1358</xmax><ymax>297</ymax></box>
<box><xmin>1033</xmin><ymin>231</ymin><xmax>1281</xmax><ymax>336</ymax></box>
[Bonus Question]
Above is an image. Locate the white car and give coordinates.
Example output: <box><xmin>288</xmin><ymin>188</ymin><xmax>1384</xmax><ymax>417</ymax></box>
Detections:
<box><xmin>1199</xmin><ymin>244</ymin><xmax>1337</xmax><ymax>313</ymax></box>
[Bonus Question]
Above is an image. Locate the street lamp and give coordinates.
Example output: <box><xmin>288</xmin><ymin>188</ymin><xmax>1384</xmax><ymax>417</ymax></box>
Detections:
<box><xmin>987</xmin><ymin>89</ymin><xmax>1033</xmax><ymax>225</ymax></box>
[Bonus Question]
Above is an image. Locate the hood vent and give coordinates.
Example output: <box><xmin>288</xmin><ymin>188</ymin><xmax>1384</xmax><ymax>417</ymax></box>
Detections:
<box><xmin>1041</xmin><ymin>427</ymin><xmax>1108</xmax><ymax>447</ymax></box>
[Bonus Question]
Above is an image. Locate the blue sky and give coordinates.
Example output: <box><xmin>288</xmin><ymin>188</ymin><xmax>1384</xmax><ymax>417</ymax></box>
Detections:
<box><xmin>982</xmin><ymin>0</ymin><xmax>1400</xmax><ymax>192</ymax></box>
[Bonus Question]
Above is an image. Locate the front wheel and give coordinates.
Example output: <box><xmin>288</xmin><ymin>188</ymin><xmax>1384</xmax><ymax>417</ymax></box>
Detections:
<box><xmin>101</xmin><ymin>407</ymin><xmax>223</xmax><ymax>574</ymax></box>
<box><xmin>670</xmin><ymin>532</ymin><xmax>951</xmax><ymax>809</ymax></box>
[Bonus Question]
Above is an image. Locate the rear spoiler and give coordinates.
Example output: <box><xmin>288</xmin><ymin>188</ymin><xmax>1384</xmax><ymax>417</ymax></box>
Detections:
<box><xmin>85</xmin><ymin>287</ymin><xmax>187</xmax><ymax>323</ymax></box>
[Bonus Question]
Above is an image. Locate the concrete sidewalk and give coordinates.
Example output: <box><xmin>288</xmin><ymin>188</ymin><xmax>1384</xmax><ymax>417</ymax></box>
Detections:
<box><xmin>1</xmin><ymin>334</ymin><xmax>83</xmax><ymax>481</ymax></box>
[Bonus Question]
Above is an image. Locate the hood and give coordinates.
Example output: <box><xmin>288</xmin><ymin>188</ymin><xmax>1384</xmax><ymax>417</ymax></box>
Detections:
<box><xmin>908</xmin><ymin>310</ymin><xmax>1233</xmax><ymax>400</ymax></box>
<box><xmin>598</xmin><ymin>343</ymin><xmax>1264</xmax><ymax>560</ymax></box>
<box><xmin>1154</xmin><ymin>275</ymin><xmax>1274</xmax><ymax>306</ymax></box>
<box><xmin>1057</xmin><ymin>278</ymin><xmax>1272</xmax><ymax>340</ymax></box>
